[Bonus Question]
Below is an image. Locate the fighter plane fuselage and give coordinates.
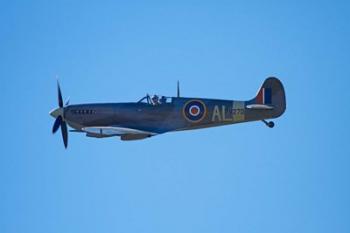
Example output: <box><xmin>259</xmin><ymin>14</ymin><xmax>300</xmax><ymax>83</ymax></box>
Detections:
<box><xmin>50</xmin><ymin>77</ymin><xmax>286</xmax><ymax>147</ymax></box>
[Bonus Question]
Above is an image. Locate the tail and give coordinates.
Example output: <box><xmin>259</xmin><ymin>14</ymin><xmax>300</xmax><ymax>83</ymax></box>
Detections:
<box><xmin>247</xmin><ymin>77</ymin><xmax>286</xmax><ymax>118</ymax></box>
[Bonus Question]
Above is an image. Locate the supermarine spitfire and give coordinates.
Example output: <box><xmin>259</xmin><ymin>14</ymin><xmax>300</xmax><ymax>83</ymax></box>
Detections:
<box><xmin>50</xmin><ymin>77</ymin><xmax>286</xmax><ymax>148</ymax></box>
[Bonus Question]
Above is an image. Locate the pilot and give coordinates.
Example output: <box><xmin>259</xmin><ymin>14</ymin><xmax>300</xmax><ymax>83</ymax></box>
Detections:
<box><xmin>151</xmin><ymin>95</ymin><xmax>159</xmax><ymax>105</ymax></box>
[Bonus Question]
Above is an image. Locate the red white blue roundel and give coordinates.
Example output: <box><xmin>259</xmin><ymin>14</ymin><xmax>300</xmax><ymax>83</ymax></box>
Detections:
<box><xmin>183</xmin><ymin>100</ymin><xmax>207</xmax><ymax>122</ymax></box>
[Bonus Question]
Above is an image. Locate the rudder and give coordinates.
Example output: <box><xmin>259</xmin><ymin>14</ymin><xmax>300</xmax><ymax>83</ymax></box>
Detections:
<box><xmin>251</xmin><ymin>77</ymin><xmax>286</xmax><ymax>118</ymax></box>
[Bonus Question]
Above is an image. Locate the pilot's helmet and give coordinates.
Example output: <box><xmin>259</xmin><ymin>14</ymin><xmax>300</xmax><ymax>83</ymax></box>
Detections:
<box><xmin>152</xmin><ymin>95</ymin><xmax>159</xmax><ymax>103</ymax></box>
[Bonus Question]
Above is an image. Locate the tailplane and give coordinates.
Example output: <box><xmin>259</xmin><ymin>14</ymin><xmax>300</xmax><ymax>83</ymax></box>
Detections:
<box><xmin>247</xmin><ymin>77</ymin><xmax>286</xmax><ymax>118</ymax></box>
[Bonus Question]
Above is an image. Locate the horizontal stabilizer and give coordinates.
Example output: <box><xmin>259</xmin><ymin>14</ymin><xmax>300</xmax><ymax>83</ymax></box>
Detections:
<box><xmin>246</xmin><ymin>104</ymin><xmax>274</xmax><ymax>110</ymax></box>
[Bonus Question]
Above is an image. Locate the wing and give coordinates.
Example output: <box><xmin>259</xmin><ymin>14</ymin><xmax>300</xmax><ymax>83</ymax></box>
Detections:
<box><xmin>81</xmin><ymin>126</ymin><xmax>158</xmax><ymax>141</ymax></box>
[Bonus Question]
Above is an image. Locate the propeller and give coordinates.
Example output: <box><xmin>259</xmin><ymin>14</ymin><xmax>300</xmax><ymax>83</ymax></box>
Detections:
<box><xmin>50</xmin><ymin>81</ymin><xmax>69</xmax><ymax>148</ymax></box>
<box><xmin>177</xmin><ymin>81</ymin><xmax>180</xmax><ymax>97</ymax></box>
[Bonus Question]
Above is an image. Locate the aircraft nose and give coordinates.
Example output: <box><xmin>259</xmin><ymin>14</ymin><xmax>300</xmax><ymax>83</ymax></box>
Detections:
<box><xmin>49</xmin><ymin>107</ymin><xmax>61</xmax><ymax>118</ymax></box>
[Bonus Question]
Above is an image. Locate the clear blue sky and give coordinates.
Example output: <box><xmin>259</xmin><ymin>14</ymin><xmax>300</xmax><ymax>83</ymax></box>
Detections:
<box><xmin>1</xmin><ymin>1</ymin><xmax>349</xmax><ymax>232</ymax></box>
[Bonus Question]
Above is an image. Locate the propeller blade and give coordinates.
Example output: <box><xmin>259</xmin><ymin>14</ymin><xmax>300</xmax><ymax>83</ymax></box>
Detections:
<box><xmin>177</xmin><ymin>81</ymin><xmax>180</xmax><ymax>97</ymax></box>
<box><xmin>61</xmin><ymin>121</ymin><xmax>68</xmax><ymax>149</ymax></box>
<box><xmin>57</xmin><ymin>81</ymin><xmax>63</xmax><ymax>108</ymax></box>
<box><xmin>52</xmin><ymin>116</ymin><xmax>62</xmax><ymax>134</ymax></box>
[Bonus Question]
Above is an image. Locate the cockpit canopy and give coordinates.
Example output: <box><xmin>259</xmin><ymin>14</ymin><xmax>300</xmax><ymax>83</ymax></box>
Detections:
<box><xmin>138</xmin><ymin>94</ymin><xmax>172</xmax><ymax>105</ymax></box>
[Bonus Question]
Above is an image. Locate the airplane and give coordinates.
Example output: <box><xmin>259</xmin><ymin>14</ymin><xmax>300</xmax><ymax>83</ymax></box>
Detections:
<box><xmin>50</xmin><ymin>77</ymin><xmax>286</xmax><ymax>148</ymax></box>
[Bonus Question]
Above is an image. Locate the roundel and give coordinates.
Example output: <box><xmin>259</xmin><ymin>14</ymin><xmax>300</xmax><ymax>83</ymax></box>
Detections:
<box><xmin>183</xmin><ymin>100</ymin><xmax>207</xmax><ymax>123</ymax></box>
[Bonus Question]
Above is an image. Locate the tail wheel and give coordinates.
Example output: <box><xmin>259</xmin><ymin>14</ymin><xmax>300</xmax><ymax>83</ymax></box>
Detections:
<box><xmin>262</xmin><ymin>120</ymin><xmax>275</xmax><ymax>128</ymax></box>
<box><xmin>267</xmin><ymin>121</ymin><xmax>275</xmax><ymax>128</ymax></box>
